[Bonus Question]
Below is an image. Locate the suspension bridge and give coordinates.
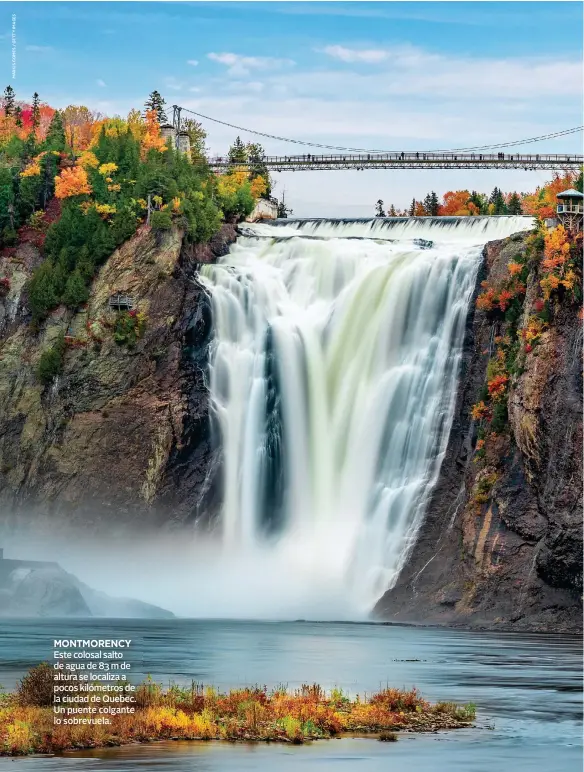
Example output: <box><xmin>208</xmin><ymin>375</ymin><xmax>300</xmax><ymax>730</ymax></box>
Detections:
<box><xmin>171</xmin><ymin>105</ymin><xmax>584</xmax><ymax>172</ymax></box>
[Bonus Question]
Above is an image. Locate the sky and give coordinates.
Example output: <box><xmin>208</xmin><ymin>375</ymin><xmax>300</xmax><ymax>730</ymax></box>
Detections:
<box><xmin>1</xmin><ymin>1</ymin><xmax>582</xmax><ymax>217</ymax></box>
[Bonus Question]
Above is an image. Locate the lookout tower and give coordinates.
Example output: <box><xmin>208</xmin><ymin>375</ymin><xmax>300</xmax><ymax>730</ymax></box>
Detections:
<box><xmin>160</xmin><ymin>124</ymin><xmax>176</xmax><ymax>145</ymax></box>
<box><xmin>177</xmin><ymin>131</ymin><xmax>191</xmax><ymax>156</ymax></box>
<box><xmin>556</xmin><ymin>189</ymin><xmax>583</xmax><ymax>233</ymax></box>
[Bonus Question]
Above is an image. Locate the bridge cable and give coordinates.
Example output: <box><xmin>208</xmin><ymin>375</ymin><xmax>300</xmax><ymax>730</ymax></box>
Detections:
<box><xmin>178</xmin><ymin>107</ymin><xmax>583</xmax><ymax>154</ymax></box>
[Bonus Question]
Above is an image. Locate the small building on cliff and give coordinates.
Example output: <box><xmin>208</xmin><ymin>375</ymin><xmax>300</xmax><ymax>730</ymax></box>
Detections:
<box><xmin>556</xmin><ymin>188</ymin><xmax>583</xmax><ymax>233</ymax></box>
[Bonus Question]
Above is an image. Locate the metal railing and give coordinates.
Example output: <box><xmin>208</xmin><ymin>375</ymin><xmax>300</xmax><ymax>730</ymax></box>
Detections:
<box><xmin>557</xmin><ymin>203</ymin><xmax>584</xmax><ymax>213</ymax></box>
<box><xmin>208</xmin><ymin>152</ymin><xmax>584</xmax><ymax>172</ymax></box>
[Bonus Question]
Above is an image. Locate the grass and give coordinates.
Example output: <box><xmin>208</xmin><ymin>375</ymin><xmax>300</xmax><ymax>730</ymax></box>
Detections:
<box><xmin>0</xmin><ymin>668</ymin><xmax>476</xmax><ymax>755</ymax></box>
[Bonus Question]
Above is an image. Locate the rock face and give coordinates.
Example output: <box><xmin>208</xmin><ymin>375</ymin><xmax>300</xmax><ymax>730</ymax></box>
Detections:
<box><xmin>375</xmin><ymin>232</ymin><xmax>582</xmax><ymax>632</ymax></box>
<box><xmin>0</xmin><ymin>561</ymin><xmax>174</xmax><ymax>618</ymax></box>
<box><xmin>0</xmin><ymin>224</ymin><xmax>236</xmax><ymax>538</ymax></box>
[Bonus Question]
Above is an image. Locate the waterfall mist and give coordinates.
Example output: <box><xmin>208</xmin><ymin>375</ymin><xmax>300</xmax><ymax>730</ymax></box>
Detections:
<box><xmin>197</xmin><ymin>216</ymin><xmax>534</xmax><ymax>618</ymax></box>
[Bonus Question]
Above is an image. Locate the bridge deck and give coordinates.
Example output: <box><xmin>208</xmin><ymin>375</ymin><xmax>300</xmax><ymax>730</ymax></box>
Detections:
<box><xmin>208</xmin><ymin>152</ymin><xmax>583</xmax><ymax>172</ymax></box>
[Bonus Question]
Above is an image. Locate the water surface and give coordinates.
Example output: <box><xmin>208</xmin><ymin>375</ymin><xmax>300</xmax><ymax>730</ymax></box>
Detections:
<box><xmin>0</xmin><ymin>618</ymin><xmax>581</xmax><ymax>770</ymax></box>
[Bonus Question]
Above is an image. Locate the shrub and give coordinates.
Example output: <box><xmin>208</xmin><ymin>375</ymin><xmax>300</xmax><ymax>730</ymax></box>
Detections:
<box><xmin>36</xmin><ymin>333</ymin><xmax>65</xmax><ymax>385</ymax></box>
<box><xmin>16</xmin><ymin>662</ymin><xmax>53</xmax><ymax>706</ymax></box>
<box><xmin>149</xmin><ymin>209</ymin><xmax>172</xmax><ymax>231</ymax></box>
<box><xmin>113</xmin><ymin>310</ymin><xmax>146</xmax><ymax>347</ymax></box>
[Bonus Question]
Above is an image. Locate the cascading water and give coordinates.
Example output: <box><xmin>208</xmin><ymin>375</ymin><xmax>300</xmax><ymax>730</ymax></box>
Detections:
<box><xmin>198</xmin><ymin>216</ymin><xmax>534</xmax><ymax>619</ymax></box>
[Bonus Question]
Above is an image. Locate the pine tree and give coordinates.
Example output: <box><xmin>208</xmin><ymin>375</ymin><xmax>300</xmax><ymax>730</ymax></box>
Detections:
<box><xmin>388</xmin><ymin>204</ymin><xmax>397</xmax><ymax>217</ymax></box>
<box><xmin>44</xmin><ymin>110</ymin><xmax>66</xmax><ymax>152</ymax></box>
<box><xmin>3</xmin><ymin>85</ymin><xmax>15</xmax><ymax>116</ymax></box>
<box><xmin>423</xmin><ymin>191</ymin><xmax>440</xmax><ymax>216</ymax></box>
<box><xmin>14</xmin><ymin>105</ymin><xmax>22</xmax><ymax>127</ymax></box>
<box><xmin>228</xmin><ymin>136</ymin><xmax>247</xmax><ymax>164</ymax></box>
<box><xmin>31</xmin><ymin>92</ymin><xmax>41</xmax><ymax>131</ymax></box>
<box><xmin>489</xmin><ymin>187</ymin><xmax>507</xmax><ymax>215</ymax></box>
<box><xmin>507</xmin><ymin>192</ymin><xmax>522</xmax><ymax>215</ymax></box>
<box><xmin>375</xmin><ymin>199</ymin><xmax>386</xmax><ymax>217</ymax></box>
<box><xmin>62</xmin><ymin>269</ymin><xmax>89</xmax><ymax>308</ymax></box>
<box><xmin>144</xmin><ymin>90</ymin><xmax>167</xmax><ymax>123</ymax></box>
<box><xmin>575</xmin><ymin>170</ymin><xmax>583</xmax><ymax>193</ymax></box>
<box><xmin>469</xmin><ymin>191</ymin><xmax>487</xmax><ymax>214</ymax></box>
<box><xmin>408</xmin><ymin>198</ymin><xmax>416</xmax><ymax>217</ymax></box>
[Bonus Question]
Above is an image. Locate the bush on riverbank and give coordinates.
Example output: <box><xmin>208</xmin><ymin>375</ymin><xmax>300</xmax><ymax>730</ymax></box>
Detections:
<box><xmin>0</xmin><ymin>674</ymin><xmax>475</xmax><ymax>754</ymax></box>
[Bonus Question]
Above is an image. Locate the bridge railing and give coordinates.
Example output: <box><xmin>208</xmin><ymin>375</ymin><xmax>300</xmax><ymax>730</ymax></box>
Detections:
<box><xmin>208</xmin><ymin>152</ymin><xmax>582</xmax><ymax>165</ymax></box>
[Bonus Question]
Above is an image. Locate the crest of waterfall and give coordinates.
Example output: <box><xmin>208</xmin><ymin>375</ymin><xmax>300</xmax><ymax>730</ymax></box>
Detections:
<box><xmin>199</xmin><ymin>216</ymin><xmax>534</xmax><ymax>617</ymax></box>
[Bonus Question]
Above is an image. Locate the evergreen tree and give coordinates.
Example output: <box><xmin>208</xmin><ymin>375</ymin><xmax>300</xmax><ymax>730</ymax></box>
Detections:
<box><xmin>62</xmin><ymin>270</ymin><xmax>89</xmax><ymax>308</ymax></box>
<box><xmin>144</xmin><ymin>90</ymin><xmax>167</xmax><ymax>123</ymax></box>
<box><xmin>3</xmin><ymin>85</ymin><xmax>15</xmax><ymax>116</ymax></box>
<box><xmin>14</xmin><ymin>105</ymin><xmax>22</xmax><ymax>127</ymax></box>
<box><xmin>375</xmin><ymin>199</ymin><xmax>386</xmax><ymax>217</ymax></box>
<box><xmin>489</xmin><ymin>187</ymin><xmax>507</xmax><ymax>215</ymax></box>
<box><xmin>408</xmin><ymin>198</ymin><xmax>416</xmax><ymax>217</ymax></box>
<box><xmin>388</xmin><ymin>204</ymin><xmax>397</xmax><ymax>217</ymax></box>
<box><xmin>469</xmin><ymin>190</ymin><xmax>487</xmax><ymax>214</ymax></box>
<box><xmin>423</xmin><ymin>191</ymin><xmax>440</xmax><ymax>216</ymax></box>
<box><xmin>507</xmin><ymin>192</ymin><xmax>522</xmax><ymax>215</ymax></box>
<box><xmin>277</xmin><ymin>196</ymin><xmax>293</xmax><ymax>218</ymax></box>
<box><xmin>574</xmin><ymin>170</ymin><xmax>583</xmax><ymax>193</ymax></box>
<box><xmin>43</xmin><ymin>110</ymin><xmax>66</xmax><ymax>152</ymax></box>
<box><xmin>28</xmin><ymin>260</ymin><xmax>58</xmax><ymax>321</ymax></box>
<box><xmin>31</xmin><ymin>92</ymin><xmax>41</xmax><ymax>131</ymax></box>
<box><xmin>228</xmin><ymin>136</ymin><xmax>247</xmax><ymax>164</ymax></box>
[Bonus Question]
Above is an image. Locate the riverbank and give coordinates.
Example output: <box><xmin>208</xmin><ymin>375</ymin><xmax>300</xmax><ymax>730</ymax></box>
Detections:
<box><xmin>1</xmin><ymin>672</ymin><xmax>474</xmax><ymax>755</ymax></box>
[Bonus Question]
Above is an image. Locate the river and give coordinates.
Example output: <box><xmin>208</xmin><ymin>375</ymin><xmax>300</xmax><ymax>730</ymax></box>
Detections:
<box><xmin>0</xmin><ymin>618</ymin><xmax>581</xmax><ymax>770</ymax></box>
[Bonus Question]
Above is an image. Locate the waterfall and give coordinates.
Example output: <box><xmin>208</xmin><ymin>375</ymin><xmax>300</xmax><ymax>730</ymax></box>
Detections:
<box><xmin>198</xmin><ymin>216</ymin><xmax>534</xmax><ymax>618</ymax></box>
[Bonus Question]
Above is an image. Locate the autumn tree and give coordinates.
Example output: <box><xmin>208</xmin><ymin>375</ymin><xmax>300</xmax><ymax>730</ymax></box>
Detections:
<box><xmin>375</xmin><ymin>199</ymin><xmax>385</xmax><ymax>217</ymax></box>
<box><xmin>144</xmin><ymin>90</ymin><xmax>167</xmax><ymax>124</ymax></box>
<box><xmin>441</xmin><ymin>190</ymin><xmax>472</xmax><ymax>216</ymax></box>
<box><xmin>246</xmin><ymin>142</ymin><xmax>271</xmax><ymax>196</ymax></box>
<box><xmin>182</xmin><ymin>117</ymin><xmax>207</xmax><ymax>161</ymax></box>
<box><xmin>468</xmin><ymin>191</ymin><xmax>487</xmax><ymax>215</ymax></box>
<box><xmin>228</xmin><ymin>136</ymin><xmax>247</xmax><ymax>164</ymax></box>
<box><xmin>387</xmin><ymin>204</ymin><xmax>397</xmax><ymax>217</ymax></box>
<box><xmin>3</xmin><ymin>85</ymin><xmax>15</xmax><ymax>116</ymax></box>
<box><xmin>54</xmin><ymin>165</ymin><xmax>92</xmax><ymax>199</ymax></box>
<box><xmin>62</xmin><ymin>105</ymin><xmax>96</xmax><ymax>153</ymax></box>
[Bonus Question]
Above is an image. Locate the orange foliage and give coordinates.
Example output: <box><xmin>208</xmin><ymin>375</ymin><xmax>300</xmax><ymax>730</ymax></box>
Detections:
<box><xmin>487</xmin><ymin>374</ymin><xmax>509</xmax><ymax>401</ymax></box>
<box><xmin>441</xmin><ymin>190</ymin><xmax>472</xmax><ymax>216</ymax></box>
<box><xmin>54</xmin><ymin>165</ymin><xmax>92</xmax><ymax>199</ymax></box>
<box><xmin>522</xmin><ymin>171</ymin><xmax>578</xmax><ymax>220</ymax></box>
<box><xmin>141</xmin><ymin>109</ymin><xmax>167</xmax><ymax>155</ymax></box>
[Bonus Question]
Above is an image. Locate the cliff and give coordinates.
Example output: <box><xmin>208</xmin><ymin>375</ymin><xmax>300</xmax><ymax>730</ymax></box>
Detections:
<box><xmin>375</xmin><ymin>231</ymin><xmax>583</xmax><ymax>633</ymax></box>
<box><xmin>0</xmin><ymin>224</ymin><xmax>235</xmax><ymax>538</ymax></box>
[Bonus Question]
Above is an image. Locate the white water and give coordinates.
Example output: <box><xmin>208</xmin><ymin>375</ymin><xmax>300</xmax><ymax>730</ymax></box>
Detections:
<box><xmin>199</xmin><ymin>216</ymin><xmax>534</xmax><ymax>618</ymax></box>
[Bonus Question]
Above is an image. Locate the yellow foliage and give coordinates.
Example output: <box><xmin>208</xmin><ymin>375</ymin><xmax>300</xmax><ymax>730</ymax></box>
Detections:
<box><xmin>250</xmin><ymin>175</ymin><xmax>267</xmax><ymax>199</ymax></box>
<box><xmin>98</xmin><ymin>162</ymin><xmax>118</xmax><ymax>176</ymax></box>
<box><xmin>107</xmin><ymin>183</ymin><xmax>121</xmax><ymax>192</ymax></box>
<box><xmin>94</xmin><ymin>203</ymin><xmax>117</xmax><ymax>218</ymax></box>
<box><xmin>20</xmin><ymin>162</ymin><xmax>41</xmax><ymax>178</ymax></box>
<box><xmin>78</xmin><ymin>150</ymin><xmax>99</xmax><ymax>169</ymax></box>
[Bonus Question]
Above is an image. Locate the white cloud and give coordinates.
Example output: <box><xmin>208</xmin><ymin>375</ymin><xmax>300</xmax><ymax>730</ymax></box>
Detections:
<box><xmin>319</xmin><ymin>45</ymin><xmax>389</xmax><ymax>64</ymax></box>
<box><xmin>207</xmin><ymin>52</ymin><xmax>295</xmax><ymax>77</ymax></box>
<box><xmin>96</xmin><ymin>79</ymin><xmax>106</xmax><ymax>88</ymax></box>
<box><xmin>25</xmin><ymin>44</ymin><xmax>53</xmax><ymax>52</ymax></box>
<box><xmin>189</xmin><ymin>86</ymin><xmax>201</xmax><ymax>93</ymax></box>
<box><xmin>187</xmin><ymin>59</ymin><xmax>199</xmax><ymax>66</ymax></box>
